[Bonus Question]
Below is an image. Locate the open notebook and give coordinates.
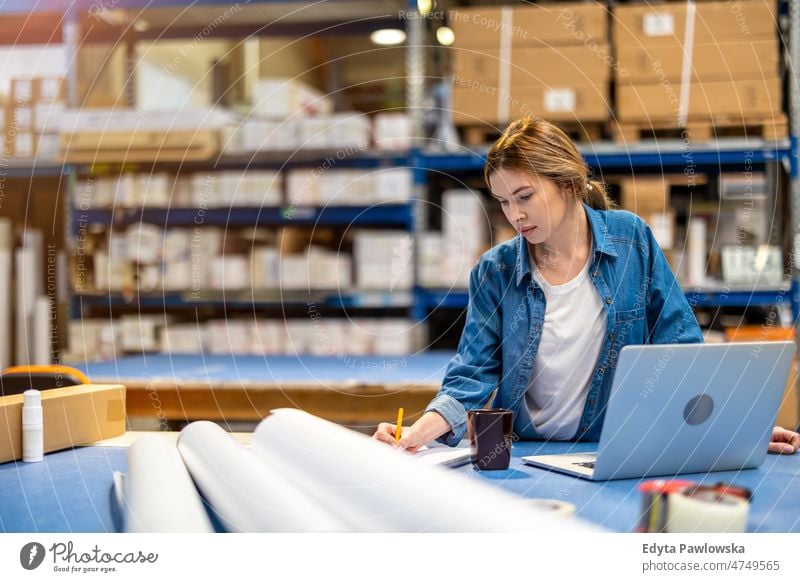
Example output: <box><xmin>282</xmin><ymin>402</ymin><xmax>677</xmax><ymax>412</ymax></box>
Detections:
<box><xmin>415</xmin><ymin>443</ymin><xmax>471</xmax><ymax>468</ymax></box>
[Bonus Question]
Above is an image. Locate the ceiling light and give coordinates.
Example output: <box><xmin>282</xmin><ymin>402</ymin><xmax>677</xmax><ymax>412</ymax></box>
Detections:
<box><xmin>370</xmin><ymin>28</ymin><xmax>407</xmax><ymax>46</ymax></box>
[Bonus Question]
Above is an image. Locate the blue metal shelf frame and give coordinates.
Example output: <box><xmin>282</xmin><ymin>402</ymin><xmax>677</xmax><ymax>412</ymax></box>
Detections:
<box><xmin>72</xmin><ymin>290</ymin><xmax>413</xmax><ymax>312</ymax></box>
<box><xmin>73</xmin><ymin>203</ymin><xmax>415</xmax><ymax>232</ymax></box>
<box><xmin>417</xmin><ymin>285</ymin><xmax>799</xmax><ymax>318</ymax></box>
<box><xmin>420</xmin><ymin>143</ymin><xmax>793</xmax><ymax>173</ymax></box>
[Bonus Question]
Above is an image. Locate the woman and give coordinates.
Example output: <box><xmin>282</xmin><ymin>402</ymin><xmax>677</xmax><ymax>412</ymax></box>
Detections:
<box><xmin>373</xmin><ymin>117</ymin><xmax>799</xmax><ymax>454</ymax></box>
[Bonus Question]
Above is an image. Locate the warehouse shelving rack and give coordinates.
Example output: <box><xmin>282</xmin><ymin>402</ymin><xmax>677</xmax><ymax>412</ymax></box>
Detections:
<box><xmin>2</xmin><ymin>0</ymin><xmax>800</xmax><ymax>352</ymax></box>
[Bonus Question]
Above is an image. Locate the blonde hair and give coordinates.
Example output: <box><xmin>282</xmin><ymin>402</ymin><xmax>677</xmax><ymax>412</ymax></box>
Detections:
<box><xmin>484</xmin><ymin>117</ymin><xmax>613</xmax><ymax>210</ymax></box>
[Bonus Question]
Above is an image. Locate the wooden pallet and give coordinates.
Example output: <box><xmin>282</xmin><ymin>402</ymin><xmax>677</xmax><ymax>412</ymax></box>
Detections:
<box><xmin>612</xmin><ymin>114</ymin><xmax>788</xmax><ymax>144</ymax></box>
<box><xmin>458</xmin><ymin>120</ymin><xmax>607</xmax><ymax>147</ymax></box>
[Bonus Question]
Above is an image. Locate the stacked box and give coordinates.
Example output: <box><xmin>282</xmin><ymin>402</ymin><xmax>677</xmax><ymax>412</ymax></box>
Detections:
<box><xmin>613</xmin><ymin>1</ymin><xmax>780</xmax><ymax>124</ymax></box>
<box><xmin>449</xmin><ymin>3</ymin><xmax>610</xmax><ymax>126</ymax></box>
<box><xmin>286</xmin><ymin>168</ymin><xmax>413</xmax><ymax>206</ymax></box>
<box><xmin>4</xmin><ymin>77</ymin><xmax>65</xmax><ymax>159</ymax></box>
<box><xmin>441</xmin><ymin>189</ymin><xmax>488</xmax><ymax>288</ymax></box>
<box><xmin>160</xmin><ymin>323</ymin><xmax>207</xmax><ymax>354</ymax></box>
<box><xmin>251</xmin><ymin>78</ymin><xmax>333</xmax><ymax>119</ymax></box>
<box><xmin>353</xmin><ymin>231</ymin><xmax>413</xmax><ymax>290</ymax></box>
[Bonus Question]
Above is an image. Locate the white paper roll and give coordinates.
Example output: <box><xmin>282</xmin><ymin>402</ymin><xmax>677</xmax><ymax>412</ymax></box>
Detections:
<box><xmin>0</xmin><ymin>248</ymin><xmax>11</xmax><ymax>369</ymax></box>
<box><xmin>15</xmin><ymin>247</ymin><xmax>36</xmax><ymax>365</ymax></box>
<box><xmin>251</xmin><ymin>409</ymin><xmax>603</xmax><ymax>533</ymax></box>
<box><xmin>123</xmin><ymin>434</ymin><xmax>214</xmax><ymax>533</ymax></box>
<box><xmin>32</xmin><ymin>296</ymin><xmax>52</xmax><ymax>365</ymax></box>
<box><xmin>666</xmin><ymin>488</ymin><xmax>748</xmax><ymax>533</ymax></box>
<box><xmin>178</xmin><ymin>421</ymin><xmax>347</xmax><ymax>533</ymax></box>
<box><xmin>687</xmin><ymin>217</ymin><xmax>707</xmax><ymax>286</ymax></box>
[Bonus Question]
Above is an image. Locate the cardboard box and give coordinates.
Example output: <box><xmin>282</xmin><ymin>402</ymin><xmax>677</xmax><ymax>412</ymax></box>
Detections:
<box><xmin>10</xmin><ymin>78</ymin><xmax>33</xmax><ymax>105</ymax></box>
<box><xmin>33</xmin><ymin>76</ymin><xmax>66</xmax><ymax>103</ymax></box>
<box><xmin>453</xmin><ymin>44</ymin><xmax>612</xmax><ymax>87</ymax></box>
<box><xmin>616</xmin><ymin>77</ymin><xmax>781</xmax><ymax>121</ymax></box>
<box><xmin>251</xmin><ymin>78</ymin><xmax>332</xmax><ymax>119</ymax></box>
<box><xmin>8</xmin><ymin>105</ymin><xmax>33</xmax><ymax>131</ymax></box>
<box><xmin>619</xmin><ymin>176</ymin><xmax>671</xmax><ymax>216</ymax></box>
<box><xmin>452</xmin><ymin>83</ymin><xmax>610</xmax><ymax>124</ymax></box>
<box><xmin>0</xmin><ymin>384</ymin><xmax>126</xmax><ymax>464</ymax></box>
<box><xmin>373</xmin><ymin>113</ymin><xmax>413</xmax><ymax>150</ymax></box>
<box><xmin>614</xmin><ymin>1</ymin><xmax>777</xmax><ymax>48</ymax></box>
<box><xmin>6</xmin><ymin>130</ymin><xmax>35</xmax><ymax>157</ymax></box>
<box><xmin>616</xmin><ymin>40</ymin><xmax>778</xmax><ymax>84</ymax></box>
<box><xmin>449</xmin><ymin>2</ymin><xmax>607</xmax><ymax>48</ymax></box>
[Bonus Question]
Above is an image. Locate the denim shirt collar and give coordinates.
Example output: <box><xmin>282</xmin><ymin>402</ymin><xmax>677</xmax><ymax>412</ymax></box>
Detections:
<box><xmin>515</xmin><ymin>202</ymin><xmax>619</xmax><ymax>286</ymax></box>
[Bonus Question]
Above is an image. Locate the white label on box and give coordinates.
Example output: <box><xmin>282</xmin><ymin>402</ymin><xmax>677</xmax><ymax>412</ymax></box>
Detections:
<box><xmin>543</xmin><ymin>89</ymin><xmax>576</xmax><ymax>113</ymax></box>
<box><xmin>644</xmin><ymin>13</ymin><xmax>675</xmax><ymax>37</ymax></box>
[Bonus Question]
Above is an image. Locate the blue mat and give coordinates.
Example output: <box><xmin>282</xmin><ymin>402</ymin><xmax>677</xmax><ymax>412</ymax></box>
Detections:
<box><xmin>74</xmin><ymin>353</ymin><xmax>455</xmax><ymax>385</ymax></box>
<box><xmin>3</xmin><ymin>441</ymin><xmax>799</xmax><ymax>532</ymax></box>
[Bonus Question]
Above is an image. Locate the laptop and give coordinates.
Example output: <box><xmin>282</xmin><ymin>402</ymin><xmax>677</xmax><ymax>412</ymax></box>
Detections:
<box><xmin>522</xmin><ymin>341</ymin><xmax>795</xmax><ymax>481</ymax></box>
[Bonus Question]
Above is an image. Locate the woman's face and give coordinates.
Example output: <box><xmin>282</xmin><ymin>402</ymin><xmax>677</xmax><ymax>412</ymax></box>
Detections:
<box><xmin>488</xmin><ymin>167</ymin><xmax>571</xmax><ymax>244</ymax></box>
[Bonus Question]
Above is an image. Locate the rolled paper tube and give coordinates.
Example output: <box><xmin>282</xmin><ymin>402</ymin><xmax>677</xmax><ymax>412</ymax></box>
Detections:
<box><xmin>124</xmin><ymin>434</ymin><xmax>214</xmax><ymax>533</ymax></box>
<box><xmin>178</xmin><ymin>420</ymin><xmax>346</xmax><ymax>532</ymax></box>
<box><xmin>251</xmin><ymin>408</ymin><xmax>603</xmax><ymax>532</ymax></box>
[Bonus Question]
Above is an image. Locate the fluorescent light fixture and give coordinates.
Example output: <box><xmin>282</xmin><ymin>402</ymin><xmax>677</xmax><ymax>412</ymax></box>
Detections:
<box><xmin>370</xmin><ymin>28</ymin><xmax>407</xmax><ymax>46</ymax></box>
<box><xmin>436</xmin><ymin>26</ymin><xmax>455</xmax><ymax>46</ymax></box>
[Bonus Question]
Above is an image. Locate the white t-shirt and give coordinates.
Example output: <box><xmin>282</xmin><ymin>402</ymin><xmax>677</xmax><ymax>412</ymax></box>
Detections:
<box><xmin>525</xmin><ymin>247</ymin><xmax>607</xmax><ymax>440</ymax></box>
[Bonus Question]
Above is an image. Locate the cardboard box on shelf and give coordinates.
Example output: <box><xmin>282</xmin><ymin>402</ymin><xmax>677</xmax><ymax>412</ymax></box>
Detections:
<box><xmin>226</xmin><ymin>118</ymin><xmax>299</xmax><ymax>153</ymax></box>
<box><xmin>6</xmin><ymin>130</ymin><xmax>35</xmax><ymax>157</ymax></box>
<box><xmin>120</xmin><ymin>315</ymin><xmax>164</xmax><ymax>353</ymax></box>
<box><xmin>0</xmin><ymin>384</ymin><xmax>126</xmax><ymax>464</ymax></box>
<box><xmin>613</xmin><ymin>1</ymin><xmax>777</xmax><ymax>48</ymax></box>
<box><xmin>8</xmin><ymin>105</ymin><xmax>33</xmax><ymax>131</ymax></box>
<box><xmin>374</xmin><ymin>168</ymin><xmax>413</xmax><ymax>202</ymax></box>
<box><xmin>354</xmin><ymin>231</ymin><xmax>413</xmax><ymax>290</ymax></box>
<box><xmin>160</xmin><ymin>323</ymin><xmax>207</xmax><ymax>354</ymax></box>
<box><xmin>372</xmin><ymin>319</ymin><xmax>414</xmax><ymax>356</ymax></box>
<box><xmin>251</xmin><ymin>78</ymin><xmax>332</xmax><ymax>119</ymax></box>
<box><xmin>33</xmin><ymin>77</ymin><xmax>65</xmax><ymax>103</ymax></box>
<box><xmin>251</xmin><ymin>320</ymin><xmax>288</xmax><ymax>355</ymax></box>
<box><xmin>10</xmin><ymin>78</ymin><xmax>34</xmax><ymax>105</ymax></box>
<box><xmin>616</xmin><ymin>77</ymin><xmax>781</xmax><ymax>122</ymax></box>
<box><xmin>33</xmin><ymin>101</ymin><xmax>65</xmax><ymax>132</ymax></box>
<box><xmin>209</xmin><ymin>255</ymin><xmax>251</xmax><ymax>291</ymax></box>
<box><xmin>35</xmin><ymin>133</ymin><xmax>59</xmax><ymax>159</ymax></box>
<box><xmin>206</xmin><ymin>320</ymin><xmax>252</xmax><ymax>355</ymax></box>
<box><xmin>452</xmin><ymin>83</ymin><xmax>610</xmax><ymax>125</ymax></box>
<box><xmin>251</xmin><ymin>247</ymin><xmax>280</xmax><ymax>289</ymax></box>
<box><xmin>618</xmin><ymin>176</ymin><xmax>672</xmax><ymax>216</ymax></box>
<box><xmin>373</xmin><ymin>113</ymin><xmax>413</xmax><ymax>150</ymax></box>
<box><xmin>615</xmin><ymin>40</ymin><xmax>778</xmax><ymax>85</ymax></box>
<box><xmin>449</xmin><ymin>2</ymin><xmax>607</xmax><ymax>49</ymax></box>
<box><xmin>453</xmin><ymin>44</ymin><xmax>612</xmax><ymax>88</ymax></box>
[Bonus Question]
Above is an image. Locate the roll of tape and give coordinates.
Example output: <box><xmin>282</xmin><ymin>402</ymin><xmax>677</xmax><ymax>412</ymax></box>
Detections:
<box><xmin>666</xmin><ymin>485</ymin><xmax>749</xmax><ymax>533</ymax></box>
<box><xmin>525</xmin><ymin>498</ymin><xmax>576</xmax><ymax>517</ymax></box>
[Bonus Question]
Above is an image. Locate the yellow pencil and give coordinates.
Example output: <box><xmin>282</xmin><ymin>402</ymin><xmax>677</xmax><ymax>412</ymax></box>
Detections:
<box><xmin>395</xmin><ymin>407</ymin><xmax>404</xmax><ymax>443</ymax></box>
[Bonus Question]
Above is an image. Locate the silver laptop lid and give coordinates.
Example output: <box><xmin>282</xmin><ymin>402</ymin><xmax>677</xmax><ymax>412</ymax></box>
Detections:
<box><xmin>593</xmin><ymin>341</ymin><xmax>795</xmax><ymax>480</ymax></box>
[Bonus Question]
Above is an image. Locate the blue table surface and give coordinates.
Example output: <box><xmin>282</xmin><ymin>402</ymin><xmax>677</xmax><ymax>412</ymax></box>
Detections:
<box><xmin>74</xmin><ymin>353</ymin><xmax>456</xmax><ymax>385</ymax></box>
<box><xmin>2</xmin><ymin>440</ymin><xmax>799</xmax><ymax>533</ymax></box>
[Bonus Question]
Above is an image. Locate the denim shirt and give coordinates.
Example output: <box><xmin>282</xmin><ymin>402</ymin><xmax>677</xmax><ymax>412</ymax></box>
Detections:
<box><xmin>426</xmin><ymin>203</ymin><xmax>704</xmax><ymax>445</ymax></box>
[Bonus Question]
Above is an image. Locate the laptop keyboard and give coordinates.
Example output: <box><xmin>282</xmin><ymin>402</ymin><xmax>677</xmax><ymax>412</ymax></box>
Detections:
<box><xmin>572</xmin><ymin>461</ymin><xmax>596</xmax><ymax>469</ymax></box>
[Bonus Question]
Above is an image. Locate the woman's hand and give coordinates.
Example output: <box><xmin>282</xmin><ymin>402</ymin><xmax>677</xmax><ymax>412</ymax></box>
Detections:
<box><xmin>372</xmin><ymin>411</ymin><xmax>452</xmax><ymax>454</ymax></box>
<box><xmin>768</xmin><ymin>426</ymin><xmax>800</xmax><ymax>454</ymax></box>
